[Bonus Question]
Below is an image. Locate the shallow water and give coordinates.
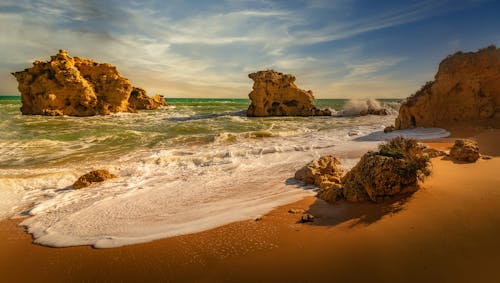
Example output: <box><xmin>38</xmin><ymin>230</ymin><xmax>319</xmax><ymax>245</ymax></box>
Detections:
<box><xmin>0</xmin><ymin>96</ymin><xmax>449</xmax><ymax>248</ymax></box>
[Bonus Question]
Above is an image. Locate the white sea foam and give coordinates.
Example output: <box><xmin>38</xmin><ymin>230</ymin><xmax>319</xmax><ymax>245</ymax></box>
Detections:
<box><xmin>340</xmin><ymin>98</ymin><xmax>381</xmax><ymax>115</ymax></box>
<box><xmin>337</xmin><ymin>98</ymin><xmax>400</xmax><ymax>116</ymax></box>
<box><xmin>0</xmin><ymin>109</ymin><xmax>451</xmax><ymax>248</ymax></box>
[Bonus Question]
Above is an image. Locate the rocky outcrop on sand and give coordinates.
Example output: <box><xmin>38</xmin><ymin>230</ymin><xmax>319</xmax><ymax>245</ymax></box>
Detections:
<box><xmin>294</xmin><ymin>155</ymin><xmax>344</xmax><ymax>203</ymax></box>
<box><xmin>246</xmin><ymin>70</ymin><xmax>331</xmax><ymax>117</ymax></box>
<box><xmin>12</xmin><ymin>50</ymin><xmax>164</xmax><ymax>116</ymax></box>
<box><xmin>449</xmin><ymin>139</ymin><xmax>480</xmax><ymax>162</ymax></box>
<box><xmin>296</xmin><ymin>137</ymin><xmax>432</xmax><ymax>203</ymax></box>
<box><xmin>395</xmin><ymin>46</ymin><xmax>500</xmax><ymax>129</ymax></box>
<box><xmin>342</xmin><ymin>137</ymin><xmax>430</xmax><ymax>202</ymax></box>
<box><xmin>73</xmin><ymin>169</ymin><xmax>116</xmax><ymax>189</ymax></box>
<box><xmin>294</xmin><ymin>155</ymin><xmax>344</xmax><ymax>186</ymax></box>
<box><xmin>128</xmin><ymin>87</ymin><xmax>167</xmax><ymax>110</ymax></box>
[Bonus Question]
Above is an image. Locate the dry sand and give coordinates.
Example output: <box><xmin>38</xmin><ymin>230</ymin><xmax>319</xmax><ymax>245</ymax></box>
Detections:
<box><xmin>1</xmin><ymin>129</ymin><xmax>499</xmax><ymax>283</ymax></box>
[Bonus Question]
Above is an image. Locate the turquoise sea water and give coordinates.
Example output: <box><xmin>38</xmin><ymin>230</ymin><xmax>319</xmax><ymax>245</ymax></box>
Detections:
<box><xmin>0</xmin><ymin>96</ymin><xmax>392</xmax><ymax>168</ymax></box>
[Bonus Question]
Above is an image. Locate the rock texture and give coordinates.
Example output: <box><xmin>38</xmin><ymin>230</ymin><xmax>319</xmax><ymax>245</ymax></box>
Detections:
<box><xmin>395</xmin><ymin>46</ymin><xmax>500</xmax><ymax>129</ymax></box>
<box><xmin>296</xmin><ymin>137</ymin><xmax>431</xmax><ymax>203</ymax></box>
<box><xmin>294</xmin><ymin>155</ymin><xmax>344</xmax><ymax>203</ymax></box>
<box><xmin>342</xmin><ymin>153</ymin><xmax>418</xmax><ymax>202</ymax></box>
<box><xmin>129</xmin><ymin>87</ymin><xmax>167</xmax><ymax>110</ymax></box>
<box><xmin>422</xmin><ymin>147</ymin><xmax>447</xmax><ymax>158</ymax></box>
<box><xmin>294</xmin><ymin>155</ymin><xmax>344</xmax><ymax>185</ymax></box>
<box><xmin>73</xmin><ymin>169</ymin><xmax>116</xmax><ymax>189</ymax></box>
<box><xmin>342</xmin><ymin>137</ymin><xmax>431</xmax><ymax>202</ymax></box>
<box><xmin>449</xmin><ymin>139</ymin><xmax>480</xmax><ymax>162</ymax></box>
<box><xmin>246</xmin><ymin>70</ymin><xmax>331</xmax><ymax>117</ymax></box>
<box><xmin>12</xmin><ymin>50</ymin><xmax>165</xmax><ymax>116</ymax></box>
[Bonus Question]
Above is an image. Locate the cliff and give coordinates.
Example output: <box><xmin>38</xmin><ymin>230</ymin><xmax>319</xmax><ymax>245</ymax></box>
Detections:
<box><xmin>246</xmin><ymin>70</ymin><xmax>331</xmax><ymax>117</ymax></box>
<box><xmin>12</xmin><ymin>50</ymin><xmax>165</xmax><ymax>116</ymax></box>
<box><xmin>395</xmin><ymin>46</ymin><xmax>500</xmax><ymax>129</ymax></box>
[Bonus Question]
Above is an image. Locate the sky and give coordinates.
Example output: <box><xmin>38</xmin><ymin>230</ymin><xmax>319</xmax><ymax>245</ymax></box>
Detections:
<box><xmin>0</xmin><ymin>0</ymin><xmax>499</xmax><ymax>98</ymax></box>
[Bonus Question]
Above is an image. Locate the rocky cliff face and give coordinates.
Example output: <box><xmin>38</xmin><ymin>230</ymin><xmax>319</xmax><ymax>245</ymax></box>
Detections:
<box><xmin>12</xmin><ymin>50</ymin><xmax>165</xmax><ymax>116</ymax></box>
<box><xmin>395</xmin><ymin>46</ymin><xmax>500</xmax><ymax>129</ymax></box>
<box><xmin>246</xmin><ymin>70</ymin><xmax>331</xmax><ymax>117</ymax></box>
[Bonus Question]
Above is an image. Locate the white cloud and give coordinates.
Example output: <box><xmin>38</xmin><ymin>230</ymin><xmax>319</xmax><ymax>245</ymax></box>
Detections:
<box><xmin>0</xmin><ymin>0</ymin><xmax>489</xmax><ymax>98</ymax></box>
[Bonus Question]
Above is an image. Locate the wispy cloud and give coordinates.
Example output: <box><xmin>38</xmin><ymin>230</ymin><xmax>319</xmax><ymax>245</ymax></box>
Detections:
<box><xmin>0</xmin><ymin>0</ymin><xmax>497</xmax><ymax>98</ymax></box>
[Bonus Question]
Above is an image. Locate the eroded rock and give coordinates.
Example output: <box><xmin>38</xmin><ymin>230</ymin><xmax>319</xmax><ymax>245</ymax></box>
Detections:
<box><xmin>342</xmin><ymin>137</ymin><xmax>431</xmax><ymax>202</ymax></box>
<box><xmin>12</xmin><ymin>50</ymin><xmax>165</xmax><ymax>116</ymax></box>
<box><xmin>395</xmin><ymin>46</ymin><xmax>500</xmax><ymax>129</ymax></box>
<box><xmin>129</xmin><ymin>87</ymin><xmax>167</xmax><ymax>110</ymax></box>
<box><xmin>246</xmin><ymin>70</ymin><xmax>331</xmax><ymax>117</ymax></box>
<box><xmin>294</xmin><ymin>155</ymin><xmax>344</xmax><ymax>203</ymax></box>
<box><xmin>449</xmin><ymin>139</ymin><xmax>480</xmax><ymax>162</ymax></box>
<box><xmin>73</xmin><ymin>169</ymin><xmax>116</xmax><ymax>189</ymax></box>
<box><xmin>294</xmin><ymin>155</ymin><xmax>344</xmax><ymax>186</ymax></box>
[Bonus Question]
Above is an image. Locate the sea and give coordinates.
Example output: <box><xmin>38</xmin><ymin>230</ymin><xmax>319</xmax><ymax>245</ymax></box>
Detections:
<box><xmin>0</xmin><ymin>96</ymin><xmax>449</xmax><ymax>248</ymax></box>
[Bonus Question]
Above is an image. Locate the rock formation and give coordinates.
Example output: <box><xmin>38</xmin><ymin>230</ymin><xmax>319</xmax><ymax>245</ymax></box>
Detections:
<box><xmin>246</xmin><ymin>70</ymin><xmax>332</xmax><ymax>117</ymax></box>
<box><xmin>73</xmin><ymin>169</ymin><xmax>116</xmax><ymax>189</ymax></box>
<box><xmin>449</xmin><ymin>139</ymin><xmax>480</xmax><ymax>162</ymax></box>
<box><xmin>294</xmin><ymin>155</ymin><xmax>344</xmax><ymax>203</ymax></box>
<box><xmin>342</xmin><ymin>137</ymin><xmax>431</xmax><ymax>202</ymax></box>
<box><xmin>296</xmin><ymin>137</ymin><xmax>432</xmax><ymax>203</ymax></box>
<box><xmin>395</xmin><ymin>45</ymin><xmax>500</xmax><ymax>129</ymax></box>
<box><xmin>294</xmin><ymin>155</ymin><xmax>344</xmax><ymax>185</ymax></box>
<box><xmin>12</xmin><ymin>50</ymin><xmax>165</xmax><ymax>116</ymax></box>
<box><xmin>128</xmin><ymin>87</ymin><xmax>167</xmax><ymax>110</ymax></box>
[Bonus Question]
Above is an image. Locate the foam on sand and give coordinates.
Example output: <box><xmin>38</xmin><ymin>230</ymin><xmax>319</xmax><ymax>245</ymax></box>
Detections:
<box><xmin>0</xmin><ymin>104</ymin><xmax>451</xmax><ymax>249</ymax></box>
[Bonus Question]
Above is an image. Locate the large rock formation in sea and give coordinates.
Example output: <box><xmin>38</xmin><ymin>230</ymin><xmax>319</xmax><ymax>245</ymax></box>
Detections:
<box><xmin>128</xmin><ymin>87</ymin><xmax>167</xmax><ymax>110</ymax></box>
<box><xmin>395</xmin><ymin>45</ymin><xmax>500</xmax><ymax>129</ymax></box>
<box><xmin>246</xmin><ymin>70</ymin><xmax>332</xmax><ymax>117</ymax></box>
<box><xmin>12</xmin><ymin>50</ymin><xmax>166</xmax><ymax>116</ymax></box>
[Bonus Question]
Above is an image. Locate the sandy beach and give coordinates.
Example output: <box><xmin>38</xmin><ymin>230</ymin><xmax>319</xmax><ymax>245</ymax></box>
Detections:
<box><xmin>0</xmin><ymin>129</ymin><xmax>498</xmax><ymax>283</ymax></box>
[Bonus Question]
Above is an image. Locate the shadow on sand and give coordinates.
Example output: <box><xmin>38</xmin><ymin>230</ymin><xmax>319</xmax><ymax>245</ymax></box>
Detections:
<box><xmin>304</xmin><ymin>195</ymin><xmax>413</xmax><ymax>228</ymax></box>
<box><xmin>286</xmin><ymin>177</ymin><xmax>415</xmax><ymax>228</ymax></box>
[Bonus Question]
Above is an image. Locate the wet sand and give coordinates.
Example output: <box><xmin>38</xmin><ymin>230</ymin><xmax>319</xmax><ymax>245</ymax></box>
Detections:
<box><xmin>1</xmin><ymin>129</ymin><xmax>499</xmax><ymax>283</ymax></box>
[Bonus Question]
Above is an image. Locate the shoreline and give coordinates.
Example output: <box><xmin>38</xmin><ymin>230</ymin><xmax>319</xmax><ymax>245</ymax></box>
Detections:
<box><xmin>1</xmin><ymin>129</ymin><xmax>499</xmax><ymax>282</ymax></box>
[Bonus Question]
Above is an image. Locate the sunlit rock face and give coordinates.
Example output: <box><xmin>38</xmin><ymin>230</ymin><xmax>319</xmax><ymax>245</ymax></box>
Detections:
<box><xmin>246</xmin><ymin>70</ymin><xmax>332</xmax><ymax>117</ymax></box>
<box><xmin>128</xmin><ymin>87</ymin><xmax>167</xmax><ymax>110</ymax></box>
<box><xmin>396</xmin><ymin>46</ymin><xmax>500</xmax><ymax>129</ymax></box>
<box><xmin>12</xmin><ymin>50</ymin><xmax>165</xmax><ymax>116</ymax></box>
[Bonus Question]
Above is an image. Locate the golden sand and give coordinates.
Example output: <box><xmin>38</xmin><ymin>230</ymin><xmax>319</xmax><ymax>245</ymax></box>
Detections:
<box><xmin>1</xmin><ymin>129</ymin><xmax>499</xmax><ymax>282</ymax></box>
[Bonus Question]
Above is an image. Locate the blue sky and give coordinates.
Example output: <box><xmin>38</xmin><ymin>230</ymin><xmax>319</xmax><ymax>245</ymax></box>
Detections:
<box><xmin>0</xmin><ymin>0</ymin><xmax>499</xmax><ymax>98</ymax></box>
